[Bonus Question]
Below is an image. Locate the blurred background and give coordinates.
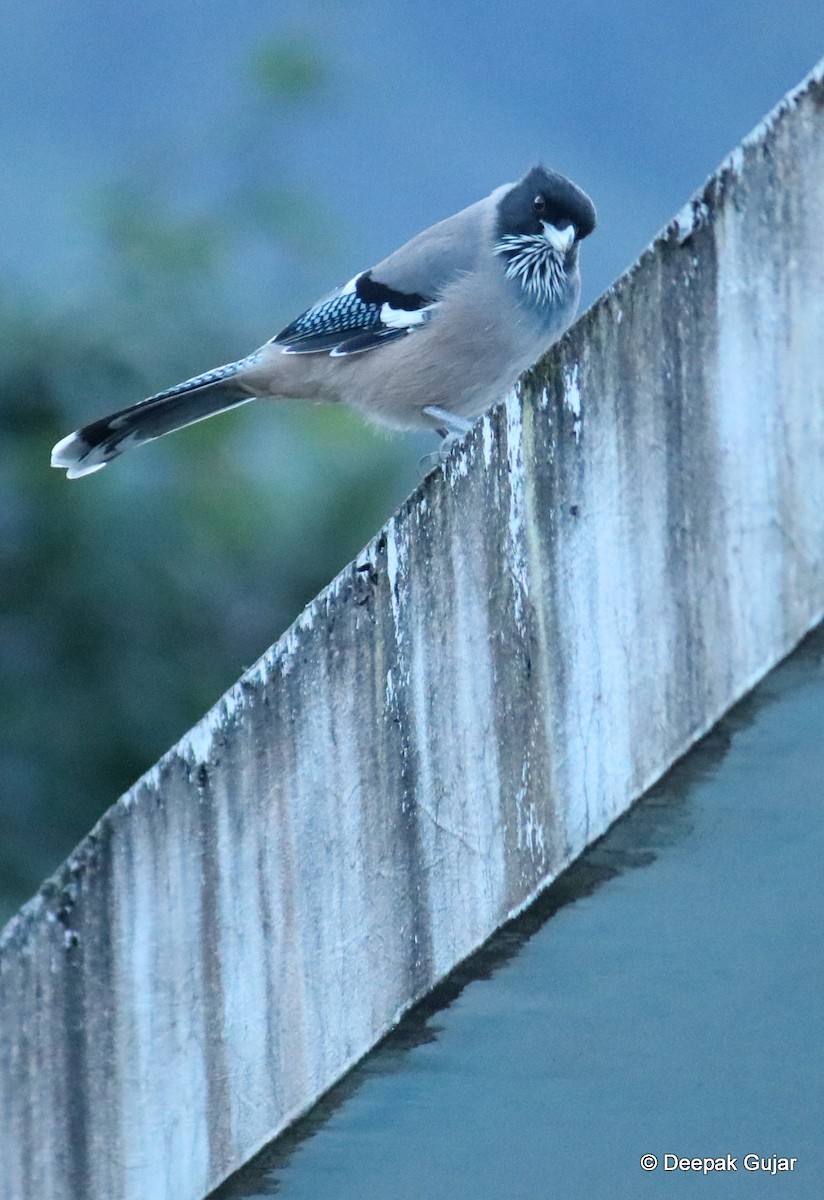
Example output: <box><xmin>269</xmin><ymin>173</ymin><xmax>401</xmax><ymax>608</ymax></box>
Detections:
<box><xmin>1</xmin><ymin>2</ymin><xmax>821</xmax><ymax>923</ymax></box>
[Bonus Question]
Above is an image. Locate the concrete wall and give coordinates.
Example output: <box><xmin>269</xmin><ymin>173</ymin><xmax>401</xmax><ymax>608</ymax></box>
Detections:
<box><xmin>2</xmin><ymin>59</ymin><xmax>823</xmax><ymax>1200</ymax></box>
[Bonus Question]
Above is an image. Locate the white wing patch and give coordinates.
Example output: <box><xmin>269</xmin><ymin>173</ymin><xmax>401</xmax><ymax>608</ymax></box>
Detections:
<box><xmin>379</xmin><ymin>302</ymin><xmax>436</xmax><ymax>329</ymax></box>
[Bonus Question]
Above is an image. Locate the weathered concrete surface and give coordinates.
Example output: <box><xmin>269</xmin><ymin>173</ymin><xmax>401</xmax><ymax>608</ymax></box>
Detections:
<box><xmin>2</xmin><ymin>60</ymin><xmax>824</xmax><ymax>1200</ymax></box>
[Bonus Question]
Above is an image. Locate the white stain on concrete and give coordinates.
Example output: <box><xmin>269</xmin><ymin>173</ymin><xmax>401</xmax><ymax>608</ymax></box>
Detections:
<box><xmin>563</xmin><ymin>362</ymin><xmax>583</xmax><ymax>442</ymax></box>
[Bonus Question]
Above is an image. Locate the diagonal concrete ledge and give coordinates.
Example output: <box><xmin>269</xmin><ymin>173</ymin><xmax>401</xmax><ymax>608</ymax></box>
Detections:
<box><xmin>2</xmin><ymin>59</ymin><xmax>824</xmax><ymax>1200</ymax></box>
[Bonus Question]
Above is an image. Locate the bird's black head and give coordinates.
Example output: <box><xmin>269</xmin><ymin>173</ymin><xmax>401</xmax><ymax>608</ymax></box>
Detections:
<box><xmin>496</xmin><ymin>165</ymin><xmax>596</xmax><ymax>245</ymax></box>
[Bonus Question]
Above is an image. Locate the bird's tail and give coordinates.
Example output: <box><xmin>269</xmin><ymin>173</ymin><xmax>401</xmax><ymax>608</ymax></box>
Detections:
<box><xmin>50</xmin><ymin>356</ymin><xmax>262</xmax><ymax>479</ymax></box>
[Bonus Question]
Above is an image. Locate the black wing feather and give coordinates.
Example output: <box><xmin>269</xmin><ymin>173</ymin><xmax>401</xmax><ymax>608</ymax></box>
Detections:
<box><xmin>330</xmin><ymin>328</ymin><xmax>411</xmax><ymax>356</ymax></box>
<box><xmin>272</xmin><ymin>272</ymin><xmax>435</xmax><ymax>355</ymax></box>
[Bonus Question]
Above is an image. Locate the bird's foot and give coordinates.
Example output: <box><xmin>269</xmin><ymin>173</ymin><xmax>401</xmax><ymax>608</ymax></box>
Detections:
<box><xmin>416</xmin><ymin>407</ymin><xmax>474</xmax><ymax>477</ymax></box>
<box><xmin>423</xmin><ymin>405</ymin><xmax>473</xmax><ymax>440</ymax></box>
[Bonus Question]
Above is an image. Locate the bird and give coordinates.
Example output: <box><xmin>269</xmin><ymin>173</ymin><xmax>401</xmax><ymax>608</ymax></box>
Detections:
<box><xmin>51</xmin><ymin>165</ymin><xmax>595</xmax><ymax>479</ymax></box>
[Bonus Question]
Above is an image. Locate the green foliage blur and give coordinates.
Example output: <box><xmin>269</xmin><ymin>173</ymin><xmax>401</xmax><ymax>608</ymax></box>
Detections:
<box><xmin>0</xmin><ymin>35</ymin><xmax>422</xmax><ymax>924</ymax></box>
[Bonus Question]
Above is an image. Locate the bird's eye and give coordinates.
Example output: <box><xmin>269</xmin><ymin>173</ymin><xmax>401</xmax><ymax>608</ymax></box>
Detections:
<box><xmin>532</xmin><ymin>195</ymin><xmax>546</xmax><ymax>214</ymax></box>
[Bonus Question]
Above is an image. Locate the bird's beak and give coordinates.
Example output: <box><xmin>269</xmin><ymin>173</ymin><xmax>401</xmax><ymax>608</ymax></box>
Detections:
<box><xmin>541</xmin><ymin>221</ymin><xmax>575</xmax><ymax>253</ymax></box>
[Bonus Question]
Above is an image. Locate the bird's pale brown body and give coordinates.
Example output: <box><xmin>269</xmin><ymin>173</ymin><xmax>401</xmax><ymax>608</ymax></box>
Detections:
<box><xmin>240</xmin><ymin>257</ymin><xmax>580</xmax><ymax>432</ymax></box>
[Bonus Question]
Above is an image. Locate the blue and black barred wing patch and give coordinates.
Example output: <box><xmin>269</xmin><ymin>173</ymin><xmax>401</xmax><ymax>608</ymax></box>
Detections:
<box><xmin>272</xmin><ymin>271</ymin><xmax>437</xmax><ymax>356</ymax></box>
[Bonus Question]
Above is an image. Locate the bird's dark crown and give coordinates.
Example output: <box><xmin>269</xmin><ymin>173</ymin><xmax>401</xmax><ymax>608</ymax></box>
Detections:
<box><xmin>496</xmin><ymin>165</ymin><xmax>596</xmax><ymax>243</ymax></box>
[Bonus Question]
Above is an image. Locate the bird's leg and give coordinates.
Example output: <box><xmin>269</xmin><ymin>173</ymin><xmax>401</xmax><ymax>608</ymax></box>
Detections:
<box><xmin>417</xmin><ymin>406</ymin><xmax>474</xmax><ymax>476</ymax></box>
<box><xmin>422</xmin><ymin>405</ymin><xmax>473</xmax><ymax>441</ymax></box>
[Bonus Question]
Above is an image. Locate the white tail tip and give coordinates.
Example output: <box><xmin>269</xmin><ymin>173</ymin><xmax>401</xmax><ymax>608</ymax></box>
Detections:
<box><xmin>50</xmin><ymin>431</ymin><xmax>106</xmax><ymax>479</ymax></box>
